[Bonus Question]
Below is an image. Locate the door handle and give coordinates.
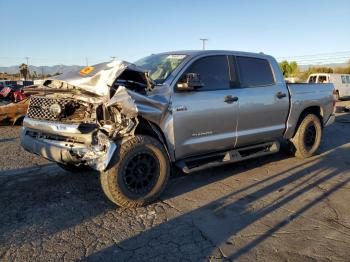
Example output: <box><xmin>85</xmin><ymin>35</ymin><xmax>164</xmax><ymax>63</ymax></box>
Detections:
<box><xmin>224</xmin><ymin>95</ymin><xmax>239</xmax><ymax>104</ymax></box>
<box><xmin>276</xmin><ymin>92</ymin><xmax>287</xmax><ymax>99</ymax></box>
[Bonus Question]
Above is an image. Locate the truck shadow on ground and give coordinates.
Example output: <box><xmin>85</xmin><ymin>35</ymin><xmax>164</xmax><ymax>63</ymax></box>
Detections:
<box><xmin>82</xmin><ymin>145</ymin><xmax>350</xmax><ymax>261</ymax></box>
<box><xmin>81</xmin><ymin>115</ymin><xmax>350</xmax><ymax>260</ymax></box>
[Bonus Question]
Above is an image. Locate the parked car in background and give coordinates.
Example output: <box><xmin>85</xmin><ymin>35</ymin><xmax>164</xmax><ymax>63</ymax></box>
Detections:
<box><xmin>307</xmin><ymin>73</ymin><xmax>350</xmax><ymax>100</ymax></box>
<box><xmin>21</xmin><ymin>50</ymin><xmax>335</xmax><ymax>207</ymax></box>
<box><xmin>0</xmin><ymin>80</ymin><xmax>17</xmax><ymax>89</ymax></box>
<box><xmin>0</xmin><ymin>80</ymin><xmax>34</xmax><ymax>91</ymax></box>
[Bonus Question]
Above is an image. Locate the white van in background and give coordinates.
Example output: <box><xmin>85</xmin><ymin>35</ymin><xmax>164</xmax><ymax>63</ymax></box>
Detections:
<box><xmin>307</xmin><ymin>73</ymin><xmax>350</xmax><ymax>100</ymax></box>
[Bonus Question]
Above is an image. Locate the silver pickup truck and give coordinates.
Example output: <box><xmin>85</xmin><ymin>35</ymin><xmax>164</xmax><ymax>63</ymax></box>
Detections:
<box><xmin>21</xmin><ymin>50</ymin><xmax>335</xmax><ymax>207</ymax></box>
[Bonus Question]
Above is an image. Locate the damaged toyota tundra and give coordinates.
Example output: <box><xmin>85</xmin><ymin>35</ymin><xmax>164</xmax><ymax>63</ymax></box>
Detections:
<box><xmin>21</xmin><ymin>51</ymin><xmax>335</xmax><ymax>207</ymax></box>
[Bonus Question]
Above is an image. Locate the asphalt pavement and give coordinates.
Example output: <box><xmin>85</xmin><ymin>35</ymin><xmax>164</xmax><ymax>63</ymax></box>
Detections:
<box><xmin>1</xmin><ymin>102</ymin><xmax>350</xmax><ymax>261</ymax></box>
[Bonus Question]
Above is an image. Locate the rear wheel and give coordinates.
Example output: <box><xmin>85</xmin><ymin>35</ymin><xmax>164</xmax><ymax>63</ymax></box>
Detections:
<box><xmin>100</xmin><ymin>135</ymin><xmax>170</xmax><ymax>207</ymax></box>
<box><xmin>290</xmin><ymin>114</ymin><xmax>322</xmax><ymax>158</ymax></box>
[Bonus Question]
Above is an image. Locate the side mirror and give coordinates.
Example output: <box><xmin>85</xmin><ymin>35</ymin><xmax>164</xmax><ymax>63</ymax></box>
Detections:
<box><xmin>176</xmin><ymin>73</ymin><xmax>204</xmax><ymax>91</ymax></box>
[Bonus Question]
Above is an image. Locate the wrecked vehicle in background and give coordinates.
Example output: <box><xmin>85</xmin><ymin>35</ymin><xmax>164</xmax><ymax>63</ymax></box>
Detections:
<box><xmin>0</xmin><ymin>86</ymin><xmax>30</xmax><ymax>125</ymax></box>
<box><xmin>0</xmin><ymin>99</ymin><xmax>29</xmax><ymax>125</ymax></box>
<box><xmin>21</xmin><ymin>51</ymin><xmax>335</xmax><ymax>207</ymax></box>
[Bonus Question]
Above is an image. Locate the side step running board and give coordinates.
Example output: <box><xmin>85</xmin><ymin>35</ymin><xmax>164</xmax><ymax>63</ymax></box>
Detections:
<box><xmin>176</xmin><ymin>141</ymin><xmax>280</xmax><ymax>174</ymax></box>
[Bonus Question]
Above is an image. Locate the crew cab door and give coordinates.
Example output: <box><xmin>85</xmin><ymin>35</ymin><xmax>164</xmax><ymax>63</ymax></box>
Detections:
<box><xmin>171</xmin><ymin>55</ymin><xmax>239</xmax><ymax>159</ymax></box>
<box><xmin>234</xmin><ymin>56</ymin><xmax>290</xmax><ymax>147</ymax></box>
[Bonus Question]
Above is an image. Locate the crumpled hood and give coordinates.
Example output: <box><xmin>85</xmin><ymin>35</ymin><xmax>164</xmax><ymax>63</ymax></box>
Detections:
<box><xmin>47</xmin><ymin>59</ymin><xmax>172</xmax><ymax>125</ymax></box>
<box><xmin>48</xmin><ymin>60</ymin><xmax>147</xmax><ymax>97</ymax></box>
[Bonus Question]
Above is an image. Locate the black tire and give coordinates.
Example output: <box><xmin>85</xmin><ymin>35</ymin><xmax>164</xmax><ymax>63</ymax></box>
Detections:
<box><xmin>171</xmin><ymin>165</ymin><xmax>185</xmax><ymax>178</ymax></box>
<box><xmin>57</xmin><ymin>163</ymin><xmax>92</xmax><ymax>173</ymax></box>
<box><xmin>100</xmin><ymin>135</ymin><xmax>170</xmax><ymax>208</ymax></box>
<box><xmin>290</xmin><ymin>114</ymin><xmax>322</xmax><ymax>158</ymax></box>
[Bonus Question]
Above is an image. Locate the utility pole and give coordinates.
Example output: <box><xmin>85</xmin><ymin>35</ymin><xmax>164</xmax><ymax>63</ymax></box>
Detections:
<box><xmin>85</xmin><ymin>57</ymin><xmax>89</xmax><ymax>66</ymax></box>
<box><xmin>200</xmin><ymin>38</ymin><xmax>208</xmax><ymax>50</ymax></box>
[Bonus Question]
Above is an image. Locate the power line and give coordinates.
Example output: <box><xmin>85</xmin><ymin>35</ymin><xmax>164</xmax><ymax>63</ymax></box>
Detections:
<box><xmin>1</xmin><ymin>51</ymin><xmax>349</xmax><ymax>61</ymax></box>
<box><xmin>276</xmin><ymin>51</ymin><xmax>350</xmax><ymax>65</ymax></box>
<box><xmin>277</xmin><ymin>51</ymin><xmax>350</xmax><ymax>60</ymax></box>
<box><xmin>0</xmin><ymin>51</ymin><xmax>349</xmax><ymax>67</ymax></box>
<box><xmin>282</xmin><ymin>56</ymin><xmax>350</xmax><ymax>62</ymax></box>
<box><xmin>276</xmin><ymin>52</ymin><xmax>350</xmax><ymax>65</ymax></box>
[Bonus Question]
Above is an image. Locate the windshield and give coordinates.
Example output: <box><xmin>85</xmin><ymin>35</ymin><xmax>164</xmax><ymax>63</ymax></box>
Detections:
<box><xmin>134</xmin><ymin>54</ymin><xmax>187</xmax><ymax>84</ymax></box>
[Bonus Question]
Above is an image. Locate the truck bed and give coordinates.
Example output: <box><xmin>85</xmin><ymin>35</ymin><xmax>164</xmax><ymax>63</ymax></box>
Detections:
<box><xmin>284</xmin><ymin>83</ymin><xmax>334</xmax><ymax>139</ymax></box>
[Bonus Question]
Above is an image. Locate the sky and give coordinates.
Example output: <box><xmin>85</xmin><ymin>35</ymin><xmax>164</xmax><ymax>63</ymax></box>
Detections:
<box><xmin>0</xmin><ymin>0</ymin><xmax>349</xmax><ymax>66</ymax></box>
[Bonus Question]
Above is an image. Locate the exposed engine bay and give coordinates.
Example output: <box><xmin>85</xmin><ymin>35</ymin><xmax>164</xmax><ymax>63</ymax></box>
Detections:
<box><xmin>21</xmin><ymin>60</ymin><xmax>170</xmax><ymax>171</ymax></box>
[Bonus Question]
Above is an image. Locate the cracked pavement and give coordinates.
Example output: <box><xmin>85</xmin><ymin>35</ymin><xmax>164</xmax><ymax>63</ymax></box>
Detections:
<box><xmin>1</xmin><ymin>102</ymin><xmax>350</xmax><ymax>261</ymax></box>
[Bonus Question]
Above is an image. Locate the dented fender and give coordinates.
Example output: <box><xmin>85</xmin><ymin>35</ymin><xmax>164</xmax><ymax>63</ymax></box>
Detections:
<box><xmin>107</xmin><ymin>86</ymin><xmax>170</xmax><ymax>125</ymax></box>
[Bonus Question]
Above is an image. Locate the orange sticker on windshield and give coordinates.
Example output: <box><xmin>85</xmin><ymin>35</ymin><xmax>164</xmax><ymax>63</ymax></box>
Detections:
<box><xmin>80</xmin><ymin>66</ymin><xmax>94</xmax><ymax>76</ymax></box>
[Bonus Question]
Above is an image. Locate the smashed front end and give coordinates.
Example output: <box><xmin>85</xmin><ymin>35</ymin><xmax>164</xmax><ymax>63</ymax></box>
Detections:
<box><xmin>20</xmin><ymin>60</ymin><xmax>169</xmax><ymax>171</ymax></box>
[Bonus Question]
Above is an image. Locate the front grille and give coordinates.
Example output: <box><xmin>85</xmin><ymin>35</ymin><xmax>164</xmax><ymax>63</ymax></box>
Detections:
<box><xmin>27</xmin><ymin>96</ymin><xmax>90</xmax><ymax>122</ymax></box>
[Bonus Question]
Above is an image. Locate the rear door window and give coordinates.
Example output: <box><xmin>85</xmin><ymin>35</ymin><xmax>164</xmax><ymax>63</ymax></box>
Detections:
<box><xmin>237</xmin><ymin>56</ymin><xmax>275</xmax><ymax>87</ymax></box>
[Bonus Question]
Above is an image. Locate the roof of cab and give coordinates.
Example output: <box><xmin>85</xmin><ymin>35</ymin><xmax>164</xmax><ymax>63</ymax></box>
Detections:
<box><xmin>152</xmin><ymin>50</ymin><xmax>274</xmax><ymax>60</ymax></box>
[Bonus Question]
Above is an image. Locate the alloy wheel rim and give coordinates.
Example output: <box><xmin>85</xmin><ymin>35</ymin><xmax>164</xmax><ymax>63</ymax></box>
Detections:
<box><xmin>122</xmin><ymin>151</ymin><xmax>160</xmax><ymax>195</ymax></box>
<box><xmin>304</xmin><ymin>124</ymin><xmax>317</xmax><ymax>149</ymax></box>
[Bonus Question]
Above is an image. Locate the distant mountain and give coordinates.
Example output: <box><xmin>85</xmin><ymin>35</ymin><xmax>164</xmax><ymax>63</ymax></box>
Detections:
<box><xmin>0</xmin><ymin>65</ymin><xmax>84</xmax><ymax>75</ymax></box>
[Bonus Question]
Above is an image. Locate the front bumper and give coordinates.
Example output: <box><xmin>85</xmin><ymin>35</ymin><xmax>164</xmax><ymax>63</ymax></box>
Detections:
<box><xmin>21</xmin><ymin>118</ymin><xmax>117</xmax><ymax>171</ymax></box>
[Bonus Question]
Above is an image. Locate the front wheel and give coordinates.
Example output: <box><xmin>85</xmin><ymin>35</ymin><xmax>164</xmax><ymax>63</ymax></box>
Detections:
<box><xmin>100</xmin><ymin>135</ymin><xmax>170</xmax><ymax>208</ymax></box>
<box><xmin>290</xmin><ymin>114</ymin><xmax>322</xmax><ymax>158</ymax></box>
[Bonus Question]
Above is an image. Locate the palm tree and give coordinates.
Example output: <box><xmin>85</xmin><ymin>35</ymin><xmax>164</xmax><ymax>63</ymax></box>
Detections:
<box><xmin>19</xmin><ymin>63</ymin><xmax>30</xmax><ymax>80</ymax></box>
